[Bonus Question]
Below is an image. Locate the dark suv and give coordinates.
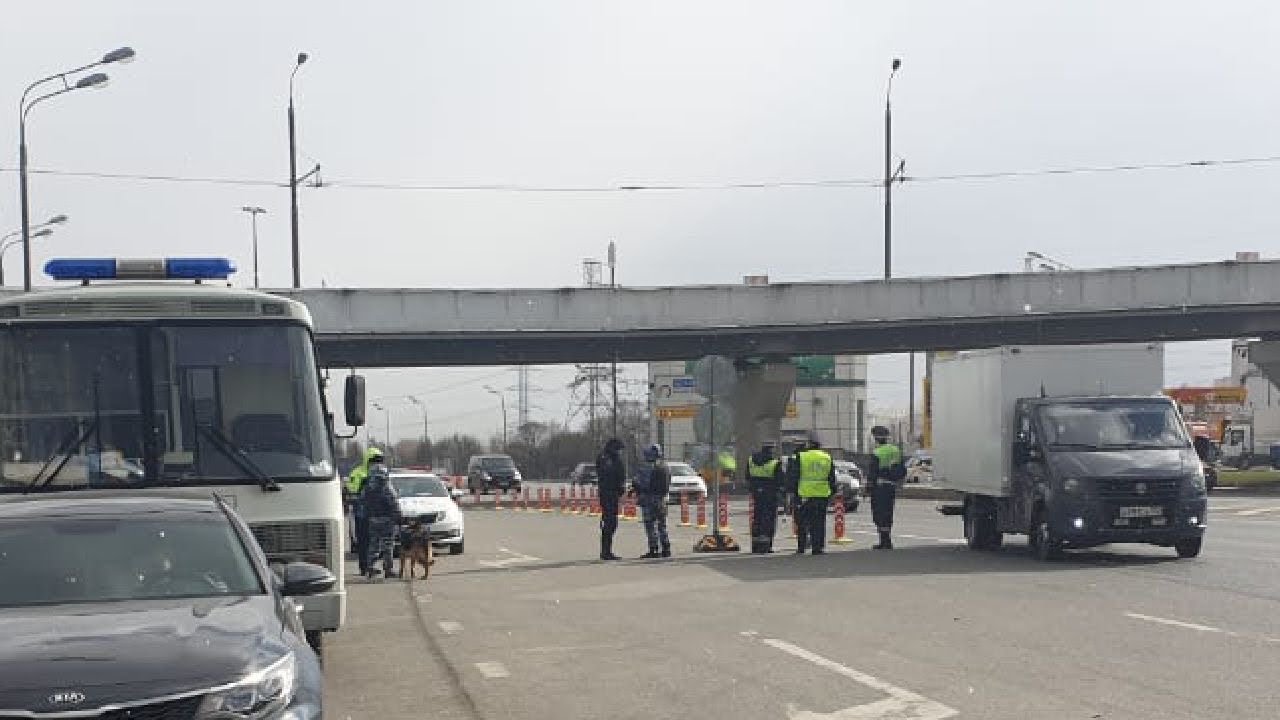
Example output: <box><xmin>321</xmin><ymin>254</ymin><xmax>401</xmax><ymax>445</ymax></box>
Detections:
<box><xmin>0</xmin><ymin>495</ymin><xmax>333</xmax><ymax>718</ymax></box>
<box><xmin>569</xmin><ymin>462</ymin><xmax>598</xmax><ymax>485</ymax></box>
<box><xmin>467</xmin><ymin>454</ymin><xmax>522</xmax><ymax>493</ymax></box>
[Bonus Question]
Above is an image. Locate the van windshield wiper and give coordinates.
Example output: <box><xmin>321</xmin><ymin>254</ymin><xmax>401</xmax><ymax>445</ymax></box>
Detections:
<box><xmin>1046</xmin><ymin>442</ymin><xmax>1102</xmax><ymax>450</ymax></box>
<box><xmin>196</xmin><ymin>425</ymin><xmax>280</xmax><ymax>492</ymax></box>
<box><xmin>25</xmin><ymin>419</ymin><xmax>100</xmax><ymax>493</ymax></box>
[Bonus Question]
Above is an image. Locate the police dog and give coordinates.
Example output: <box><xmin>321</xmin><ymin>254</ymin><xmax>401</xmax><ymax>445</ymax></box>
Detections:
<box><xmin>399</xmin><ymin>520</ymin><xmax>435</xmax><ymax>581</ymax></box>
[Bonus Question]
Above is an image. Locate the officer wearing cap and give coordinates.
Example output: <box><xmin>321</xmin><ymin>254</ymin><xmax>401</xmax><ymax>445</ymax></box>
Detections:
<box><xmin>747</xmin><ymin>443</ymin><xmax>783</xmax><ymax>553</ymax></box>
<box><xmin>867</xmin><ymin>426</ymin><xmax>905</xmax><ymax>550</ymax></box>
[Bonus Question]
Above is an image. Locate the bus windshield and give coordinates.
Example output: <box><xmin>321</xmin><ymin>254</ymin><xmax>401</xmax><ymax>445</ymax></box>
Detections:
<box><xmin>0</xmin><ymin>323</ymin><xmax>334</xmax><ymax>491</ymax></box>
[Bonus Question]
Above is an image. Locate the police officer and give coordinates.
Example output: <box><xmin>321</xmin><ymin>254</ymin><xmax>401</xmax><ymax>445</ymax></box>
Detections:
<box><xmin>361</xmin><ymin>464</ymin><xmax>402</xmax><ymax>579</ymax></box>
<box><xmin>633</xmin><ymin>443</ymin><xmax>672</xmax><ymax>558</ymax></box>
<box><xmin>867</xmin><ymin>426</ymin><xmax>904</xmax><ymax>550</ymax></box>
<box><xmin>748</xmin><ymin>443</ymin><xmax>783</xmax><ymax>553</ymax></box>
<box><xmin>595</xmin><ymin>438</ymin><xmax>626</xmax><ymax>561</ymax></box>
<box><xmin>794</xmin><ymin>432</ymin><xmax>836</xmax><ymax>555</ymax></box>
<box><xmin>345</xmin><ymin>447</ymin><xmax>385</xmax><ymax>575</ymax></box>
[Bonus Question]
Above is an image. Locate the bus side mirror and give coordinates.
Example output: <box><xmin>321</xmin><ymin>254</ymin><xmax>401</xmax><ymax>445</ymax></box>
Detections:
<box><xmin>344</xmin><ymin>375</ymin><xmax>366</xmax><ymax>427</ymax></box>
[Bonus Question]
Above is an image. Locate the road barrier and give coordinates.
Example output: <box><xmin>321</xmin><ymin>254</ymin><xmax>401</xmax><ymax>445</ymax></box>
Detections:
<box><xmin>832</xmin><ymin>494</ymin><xmax>851</xmax><ymax>544</ymax></box>
<box><xmin>747</xmin><ymin>493</ymin><xmax>755</xmax><ymax>533</ymax></box>
<box><xmin>494</xmin><ymin>488</ymin><xmax>503</xmax><ymax>511</ymax></box>
<box><xmin>717</xmin><ymin>494</ymin><xmax>731</xmax><ymax>532</ymax></box>
<box><xmin>679</xmin><ymin>493</ymin><xmax>692</xmax><ymax>527</ymax></box>
<box><xmin>540</xmin><ymin>488</ymin><xmax>552</xmax><ymax>513</ymax></box>
<box><xmin>590</xmin><ymin>488</ymin><xmax>601</xmax><ymax>516</ymax></box>
<box><xmin>557</xmin><ymin>487</ymin><xmax>566</xmax><ymax>514</ymax></box>
<box><xmin>696</xmin><ymin>495</ymin><xmax>708</xmax><ymax>529</ymax></box>
<box><xmin>569</xmin><ymin>486</ymin><xmax>579</xmax><ymax>514</ymax></box>
<box><xmin>624</xmin><ymin>495</ymin><xmax>637</xmax><ymax>521</ymax></box>
<box><xmin>522</xmin><ymin>486</ymin><xmax>531</xmax><ymax>512</ymax></box>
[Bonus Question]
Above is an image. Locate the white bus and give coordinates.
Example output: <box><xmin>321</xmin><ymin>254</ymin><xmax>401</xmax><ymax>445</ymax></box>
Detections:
<box><xmin>0</xmin><ymin>257</ymin><xmax>365</xmax><ymax>654</ymax></box>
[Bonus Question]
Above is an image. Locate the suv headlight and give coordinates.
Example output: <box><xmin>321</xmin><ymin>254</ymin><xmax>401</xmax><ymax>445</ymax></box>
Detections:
<box><xmin>1062</xmin><ymin>478</ymin><xmax>1081</xmax><ymax>494</ymax></box>
<box><xmin>198</xmin><ymin>653</ymin><xmax>296</xmax><ymax>719</ymax></box>
<box><xmin>1189</xmin><ymin>469</ymin><xmax>1206</xmax><ymax>493</ymax></box>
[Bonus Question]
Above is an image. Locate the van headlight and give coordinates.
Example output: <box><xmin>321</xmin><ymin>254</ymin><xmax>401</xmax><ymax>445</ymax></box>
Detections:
<box><xmin>198</xmin><ymin>653</ymin><xmax>296</xmax><ymax>719</ymax></box>
<box><xmin>1062</xmin><ymin>478</ymin><xmax>1081</xmax><ymax>494</ymax></box>
<box><xmin>1189</xmin><ymin>470</ymin><xmax>1206</xmax><ymax>493</ymax></box>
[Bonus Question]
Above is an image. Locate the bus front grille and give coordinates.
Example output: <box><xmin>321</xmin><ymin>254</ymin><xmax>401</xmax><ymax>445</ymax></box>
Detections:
<box><xmin>250</xmin><ymin>521</ymin><xmax>333</xmax><ymax>571</ymax></box>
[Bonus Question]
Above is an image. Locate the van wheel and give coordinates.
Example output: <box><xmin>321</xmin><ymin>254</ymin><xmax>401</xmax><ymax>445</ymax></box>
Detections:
<box><xmin>1175</xmin><ymin>537</ymin><xmax>1202</xmax><ymax>559</ymax></box>
<box><xmin>964</xmin><ymin>499</ymin><xmax>1001</xmax><ymax>550</ymax></box>
<box><xmin>1030</xmin><ymin>510</ymin><xmax>1062</xmax><ymax>561</ymax></box>
<box><xmin>306</xmin><ymin>630</ymin><xmax>324</xmax><ymax>664</ymax></box>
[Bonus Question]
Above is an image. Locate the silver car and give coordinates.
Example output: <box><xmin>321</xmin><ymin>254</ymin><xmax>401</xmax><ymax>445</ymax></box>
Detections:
<box><xmin>833</xmin><ymin>461</ymin><xmax>862</xmax><ymax>512</ymax></box>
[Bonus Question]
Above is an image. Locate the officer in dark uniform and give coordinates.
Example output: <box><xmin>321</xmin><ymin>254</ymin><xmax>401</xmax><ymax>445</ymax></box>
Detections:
<box><xmin>747</xmin><ymin>443</ymin><xmax>783</xmax><ymax>553</ymax></box>
<box><xmin>595</xmin><ymin>438</ymin><xmax>626</xmax><ymax>561</ymax></box>
<box><xmin>867</xmin><ymin>425</ymin><xmax>904</xmax><ymax>550</ymax></box>
<box><xmin>361</xmin><ymin>465</ymin><xmax>402</xmax><ymax>579</ymax></box>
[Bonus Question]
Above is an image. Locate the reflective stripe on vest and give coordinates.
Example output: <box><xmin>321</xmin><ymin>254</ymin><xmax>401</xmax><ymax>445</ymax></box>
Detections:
<box><xmin>749</xmin><ymin>458</ymin><xmax>780</xmax><ymax>479</ymax></box>
<box><xmin>797</xmin><ymin>449</ymin><xmax>833</xmax><ymax>498</ymax></box>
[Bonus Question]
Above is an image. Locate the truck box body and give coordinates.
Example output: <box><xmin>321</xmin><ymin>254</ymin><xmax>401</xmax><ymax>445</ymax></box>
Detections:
<box><xmin>934</xmin><ymin>344</ymin><xmax>1164</xmax><ymax>497</ymax></box>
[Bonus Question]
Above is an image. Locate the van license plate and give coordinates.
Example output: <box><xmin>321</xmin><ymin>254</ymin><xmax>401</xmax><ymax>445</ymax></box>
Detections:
<box><xmin>1118</xmin><ymin>506</ymin><xmax>1163</xmax><ymax>518</ymax></box>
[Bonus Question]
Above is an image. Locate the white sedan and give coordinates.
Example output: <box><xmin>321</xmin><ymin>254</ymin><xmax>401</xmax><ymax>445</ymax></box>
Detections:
<box><xmin>389</xmin><ymin>471</ymin><xmax>466</xmax><ymax>555</ymax></box>
<box><xmin>665</xmin><ymin>462</ymin><xmax>708</xmax><ymax>504</ymax></box>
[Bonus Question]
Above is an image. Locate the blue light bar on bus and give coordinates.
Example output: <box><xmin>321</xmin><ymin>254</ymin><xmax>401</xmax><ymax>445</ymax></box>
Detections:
<box><xmin>45</xmin><ymin>257</ymin><xmax>237</xmax><ymax>281</ymax></box>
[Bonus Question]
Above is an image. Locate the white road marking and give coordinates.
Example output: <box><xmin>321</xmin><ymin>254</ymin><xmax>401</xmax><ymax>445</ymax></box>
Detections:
<box><xmin>853</xmin><ymin>530</ymin><xmax>965</xmax><ymax>545</ymax></box>
<box><xmin>1126</xmin><ymin>612</ymin><xmax>1280</xmax><ymax>644</ymax></box>
<box><xmin>474</xmin><ymin>661</ymin><xmax>510</xmax><ymax>679</ymax></box>
<box><xmin>1233</xmin><ymin>505</ymin><xmax>1280</xmax><ymax>516</ymax></box>
<box><xmin>479</xmin><ymin>548</ymin><xmax>542</xmax><ymax>568</ymax></box>
<box><xmin>761</xmin><ymin>638</ymin><xmax>958</xmax><ymax>720</ymax></box>
<box><xmin>437</xmin><ymin>621</ymin><xmax>463</xmax><ymax>635</ymax></box>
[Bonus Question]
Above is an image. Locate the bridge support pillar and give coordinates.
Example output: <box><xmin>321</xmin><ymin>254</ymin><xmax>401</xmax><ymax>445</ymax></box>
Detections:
<box><xmin>1249</xmin><ymin>341</ymin><xmax>1280</xmax><ymax>389</ymax></box>
<box><xmin>731</xmin><ymin>360</ymin><xmax>797</xmax><ymax>481</ymax></box>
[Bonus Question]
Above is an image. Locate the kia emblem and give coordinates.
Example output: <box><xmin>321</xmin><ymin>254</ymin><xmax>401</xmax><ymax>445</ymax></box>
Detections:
<box><xmin>48</xmin><ymin>691</ymin><xmax>86</xmax><ymax>706</ymax></box>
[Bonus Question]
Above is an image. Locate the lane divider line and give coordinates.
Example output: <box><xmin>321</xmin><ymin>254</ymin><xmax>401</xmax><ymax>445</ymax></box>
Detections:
<box><xmin>759</xmin><ymin>637</ymin><xmax>958</xmax><ymax>720</ymax></box>
<box><xmin>474</xmin><ymin>661</ymin><xmax>510</xmax><ymax>679</ymax></box>
<box><xmin>437</xmin><ymin>621</ymin><xmax>463</xmax><ymax>635</ymax></box>
<box><xmin>1126</xmin><ymin>611</ymin><xmax>1280</xmax><ymax>643</ymax></box>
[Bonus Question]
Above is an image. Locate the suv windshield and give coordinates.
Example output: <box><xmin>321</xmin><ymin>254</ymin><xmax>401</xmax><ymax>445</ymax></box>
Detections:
<box><xmin>479</xmin><ymin>456</ymin><xmax>515</xmax><ymax>471</ymax></box>
<box><xmin>0</xmin><ymin>513</ymin><xmax>263</xmax><ymax>607</ymax></box>
<box><xmin>668</xmin><ymin>463</ymin><xmax>696</xmax><ymax>476</ymax></box>
<box><xmin>391</xmin><ymin>476</ymin><xmax>449</xmax><ymax>497</ymax></box>
<box><xmin>1038</xmin><ymin>402</ymin><xmax>1189</xmax><ymax>450</ymax></box>
<box><xmin>0</xmin><ymin>324</ymin><xmax>334</xmax><ymax>491</ymax></box>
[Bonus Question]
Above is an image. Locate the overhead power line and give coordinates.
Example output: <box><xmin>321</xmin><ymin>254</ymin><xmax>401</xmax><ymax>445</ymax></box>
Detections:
<box><xmin>0</xmin><ymin>154</ymin><xmax>1277</xmax><ymax>194</ymax></box>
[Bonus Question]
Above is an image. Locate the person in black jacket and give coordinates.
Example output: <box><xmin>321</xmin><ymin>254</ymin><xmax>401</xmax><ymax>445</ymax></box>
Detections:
<box><xmin>595</xmin><ymin>438</ymin><xmax>626</xmax><ymax>561</ymax></box>
<box><xmin>361</xmin><ymin>466</ymin><xmax>402</xmax><ymax>579</ymax></box>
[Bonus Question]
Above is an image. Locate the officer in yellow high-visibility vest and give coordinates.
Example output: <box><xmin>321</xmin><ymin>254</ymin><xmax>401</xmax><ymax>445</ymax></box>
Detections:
<box><xmin>345</xmin><ymin>447</ymin><xmax>385</xmax><ymax>575</ymax></box>
<box><xmin>747</xmin><ymin>444</ymin><xmax>784</xmax><ymax>553</ymax></box>
<box><xmin>868</xmin><ymin>426</ymin><xmax>904</xmax><ymax>550</ymax></box>
<box><xmin>794</xmin><ymin>432</ymin><xmax>837</xmax><ymax>555</ymax></box>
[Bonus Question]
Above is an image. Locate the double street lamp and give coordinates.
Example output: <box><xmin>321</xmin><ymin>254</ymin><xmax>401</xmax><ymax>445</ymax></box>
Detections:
<box><xmin>18</xmin><ymin>47</ymin><xmax>134</xmax><ymax>291</ymax></box>
<box><xmin>1</xmin><ymin>213</ymin><xmax>66</xmax><ymax>286</ymax></box>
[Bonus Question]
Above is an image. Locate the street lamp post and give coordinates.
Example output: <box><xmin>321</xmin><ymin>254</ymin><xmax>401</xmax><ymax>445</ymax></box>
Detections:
<box><xmin>608</xmin><ymin>241</ymin><xmax>619</xmax><ymax>441</ymax></box>
<box><xmin>882</xmin><ymin>58</ymin><xmax>916</xmax><ymax>447</ymax></box>
<box><xmin>18</xmin><ymin>47</ymin><xmax>134</xmax><ymax>292</ymax></box>
<box><xmin>288</xmin><ymin>53</ymin><xmax>319</xmax><ymax>289</ymax></box>
<box><xmin>371</xmin><ymin>402</ymin><xmax>391</xmax><ymax>463</ymax></box>
<box><xmin>407</xmin><ymin>396</ymin><xmax>430</xmax><ymax>463</ymax></box>
<box><xmin>484</xmin><ymin>387</ymin><xmax>508</xmax><ymax>451</ymax></box>
<box><xmin>239</xmin><ymin>206</ymin><xmax>267</xmax><ymax>288</ymax></box>
<box><xmin>1</xmin><ymin>214</ymin><xmax>64</xmax><ymax>286</ymax></box>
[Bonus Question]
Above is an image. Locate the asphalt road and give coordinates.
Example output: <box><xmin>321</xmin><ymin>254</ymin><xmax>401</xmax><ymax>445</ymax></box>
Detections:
<box><xmin>325</xmin><ymin>497</ymin><xmax>1280</xmax><ymax>719</ymax></box>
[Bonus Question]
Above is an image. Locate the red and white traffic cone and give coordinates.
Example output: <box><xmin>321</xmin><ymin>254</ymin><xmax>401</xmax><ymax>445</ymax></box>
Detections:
<box><xmin>717</xmin><ymin>493</ymin><xmax>731</xmax><ymax>532</ymax></box>
<box><xmin>696</xmin><ymin>495</ymin><xmax>708</xmax><ymax>529</ymax></box>
<box><xmin>832</xmin><ymin>494</ymin><xmax>852</xmax><ymax>544</ymax></box>
<box><xmin>540</xmin><ymin>488</ymin><xmax>551</xmax><ymax>513</ymax></box>
<box><xmin>747</xmin><ymin>493</ymin><xmax>755</xmax><ymax>534</ymax></box>
<box><xmin>494</xmin><ymin>487</ymin><xmax>502</xmax><ymax>511</ymax></box>
<box><xmin>559</xmin><ymin>486</ymin><xmax>568</xmax><ymax>514</ymax></box>
<box><xmin>679</xmin><ymin>493</ymin><xmax>692</xmax><ymax>527</ymax></box>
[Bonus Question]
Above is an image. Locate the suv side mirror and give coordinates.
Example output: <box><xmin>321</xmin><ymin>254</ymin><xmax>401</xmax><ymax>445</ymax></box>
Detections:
<box><xmin>344</xmin><ymin>375</ymin><xmax>366</xmax><ymax>428</ymax></box>
<box><xmin>278</xmin><ymin>561</ymin><xmax>336</xmax><ymax>597</ymax></box>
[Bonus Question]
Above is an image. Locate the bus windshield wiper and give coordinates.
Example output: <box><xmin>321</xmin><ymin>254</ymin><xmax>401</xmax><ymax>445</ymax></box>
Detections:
<box><xmin>196</xmin><ymin>425</ymin><xmax>280</xmax><ymax>492</ymax></box>
<box><xmin>25</xmin><ymin>419</ymin><xmax>100</xmax><ymax>493</ymax></box>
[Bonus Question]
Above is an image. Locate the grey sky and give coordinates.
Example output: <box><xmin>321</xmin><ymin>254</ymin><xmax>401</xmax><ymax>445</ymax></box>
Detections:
<box><xmin>1</xmin><ymin>1</ymin><xmax>1274</xmax><ymax>442</ymax></box>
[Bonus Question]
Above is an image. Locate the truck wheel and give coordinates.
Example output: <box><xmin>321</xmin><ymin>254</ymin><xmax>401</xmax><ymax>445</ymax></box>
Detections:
<box><xmin>1174</xmin><ymin>537</ymin><xmax>1202</xmax><ymax>559</ymax></box>
<box><xmin>1030</xmin><ymin>511</ymin><xmax>1061</xmax><ymax>561</ymax></box>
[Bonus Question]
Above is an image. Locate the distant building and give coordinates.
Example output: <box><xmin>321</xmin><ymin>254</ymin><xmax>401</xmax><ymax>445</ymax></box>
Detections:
<box><xmin>648</xmin><ymin>355</ymin><xmax>868</xmax><ymax>461</ymax></box>
<box><xmin>1231</xmin><ymin>340</ymin><xmax>1280</xmax><ymax>444</ymax></box>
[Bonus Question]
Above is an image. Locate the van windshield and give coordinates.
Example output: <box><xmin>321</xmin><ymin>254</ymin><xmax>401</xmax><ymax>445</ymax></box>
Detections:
<box><xmin>480</xmin><ymin>457</ymin><xmax>515</xmax><ymax>470</ymax></box>
<box><xmin>1037</xmin><ymin>402</ymin><xmax>1189</xmax><ymax>450</ymax></box>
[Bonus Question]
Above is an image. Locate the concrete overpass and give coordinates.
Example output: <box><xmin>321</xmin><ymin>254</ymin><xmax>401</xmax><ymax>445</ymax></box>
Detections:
<box><xmin>276</xmin><ymin>259</ymin><xmax>1280</xmax><ymax>368</ymax></box>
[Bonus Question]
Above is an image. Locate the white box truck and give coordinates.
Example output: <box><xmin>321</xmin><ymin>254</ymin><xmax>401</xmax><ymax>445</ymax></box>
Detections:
<box><xmin>934</xmin><ymin>344</ymin><xmax>1208</xmax><ymax>560</ymax></box>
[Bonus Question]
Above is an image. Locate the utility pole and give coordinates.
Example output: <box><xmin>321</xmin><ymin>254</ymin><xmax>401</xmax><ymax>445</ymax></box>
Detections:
<box><xmin>239</xmin><ymin>206</ymin><xmax>266</xmax><ymax>288</ymax></box>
